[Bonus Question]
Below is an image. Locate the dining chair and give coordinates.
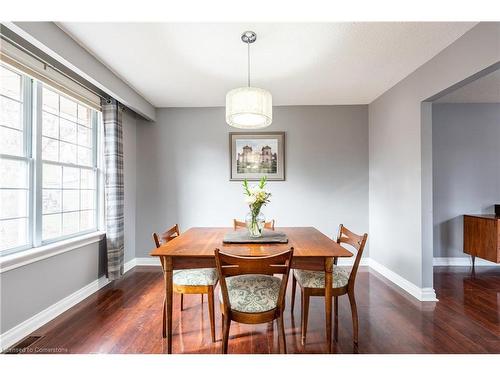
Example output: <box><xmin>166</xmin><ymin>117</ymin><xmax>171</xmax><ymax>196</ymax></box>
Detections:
<box><xmin>290</xmin><ymin>224</ymin><xmax>368</xmax><ymax>345</ymax></box>
<box><xmin>214</xmin><ymin>247</ymin><xmax>294</xmax><ymax>354</ymax></box>
<box><xmin>233</xmin><ymin>219</ymin><xmax>275</xmax><ymax>230</ymax></box>
<box><xmin>152</xmin><ymin>224</ymin><xmax>218</xmax><ymax>342</ymax></box>
<box><xmin>234</xmin><ymin>217</ymin><xmax>278</xmax><ymax>332</ymax></box>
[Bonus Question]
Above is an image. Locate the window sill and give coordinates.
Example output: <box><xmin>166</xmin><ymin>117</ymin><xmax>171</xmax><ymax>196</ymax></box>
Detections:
<box><xmin>0</xmin><ymin>231</ymin><xmax>106</xmax><ymax>274</ymax></box>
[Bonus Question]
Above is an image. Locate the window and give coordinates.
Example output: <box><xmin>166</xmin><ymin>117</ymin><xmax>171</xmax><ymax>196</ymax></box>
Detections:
<box><xmin>40</xmin><ymin>87</ymin><xmax>98</xmax><ymax>242</ymax></box>
<box><xmin>0</xmin><ymin>63</ymin><xmax>102</xmax><ymax>255</ymax></box>
<box><xmin>0</xmin><ymin>65</ymin><xmax>30</xmax><ymax>251</ymax></box>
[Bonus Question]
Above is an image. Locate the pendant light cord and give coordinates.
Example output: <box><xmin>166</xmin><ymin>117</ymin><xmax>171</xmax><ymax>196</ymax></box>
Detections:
<box><xmin>247</xmin><ymin>40</ymin><xmax>251</xmax><ymax>87</ymax></box>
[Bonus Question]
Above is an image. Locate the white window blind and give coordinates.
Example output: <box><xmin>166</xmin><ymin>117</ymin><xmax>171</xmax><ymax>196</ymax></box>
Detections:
<box><xmin>0</xmin><ymin>39</ymin><xmax>101</xmax><ymax>111</ymax></box>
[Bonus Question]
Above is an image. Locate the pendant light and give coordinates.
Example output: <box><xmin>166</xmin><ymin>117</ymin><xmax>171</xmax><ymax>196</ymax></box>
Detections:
<box><xmin>226</xmin><ymin>31</ymin><xmax>272</xmax><ymax>129</ymax></box>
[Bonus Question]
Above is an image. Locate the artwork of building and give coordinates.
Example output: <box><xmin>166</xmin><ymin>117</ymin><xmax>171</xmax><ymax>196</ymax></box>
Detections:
<box><xmin>237</xmin><ymin>145</ymin><xmax>277</xmax><ymax>173</ymax></box>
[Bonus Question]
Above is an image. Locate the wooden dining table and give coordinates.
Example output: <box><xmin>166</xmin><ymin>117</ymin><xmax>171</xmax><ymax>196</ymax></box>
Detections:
<box><xmin>150</xmin><ymin>226</ymin><xmax>353</xmax><ymax>353</ymax></box>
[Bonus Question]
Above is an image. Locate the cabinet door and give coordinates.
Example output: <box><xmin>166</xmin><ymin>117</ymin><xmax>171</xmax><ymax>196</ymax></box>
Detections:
<box><xmin>463</xmin><ymin>216</ymin><xmax>499</xmax><ymax>263</ymax></box>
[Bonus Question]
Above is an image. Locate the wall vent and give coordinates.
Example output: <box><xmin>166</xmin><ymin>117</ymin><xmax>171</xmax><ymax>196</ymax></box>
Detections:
<box><xmin>3</xmin><ymin>335</ymin><xmax>43</xmax><ymax>354</ymax></box>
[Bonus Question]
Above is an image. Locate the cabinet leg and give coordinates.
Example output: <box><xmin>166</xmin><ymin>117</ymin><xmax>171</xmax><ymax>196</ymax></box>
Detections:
<box><xmin>471</xmin><ymin>255</ymin><xmax>475</xmax><ymax>271</ymax></box>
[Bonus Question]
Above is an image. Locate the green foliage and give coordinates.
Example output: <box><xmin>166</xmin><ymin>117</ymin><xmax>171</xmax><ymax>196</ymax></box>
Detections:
<box><xmin>258</xmin><ymin>176</ymin><xmax>267</xmax><ymax>189</ymax></box>
<box><xmin>242</xmin><ymin>176</ymin><xmax>271</xmax><ymax>216</ymax></box>
<box><xmin>243</xmin><ymin>179</ymin><xmax>251</xmax><ymax>196</ymax></box>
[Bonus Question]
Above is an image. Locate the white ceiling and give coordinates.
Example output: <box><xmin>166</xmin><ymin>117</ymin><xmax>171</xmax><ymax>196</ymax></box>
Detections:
<box><xmin>58</xmin><ymin>22</ymin><xmax>477</xmax><ymax>108</ymax></box>
<box><xmin>435</xmin><ymin>68</ymin><xmax>500</xmax><ymax>103</ymax></box>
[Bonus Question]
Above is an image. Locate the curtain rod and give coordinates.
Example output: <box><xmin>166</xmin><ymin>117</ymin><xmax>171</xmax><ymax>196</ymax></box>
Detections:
<box><xmin>0</xmin><ymin>33</ymin><xmax>112</xmax><ymax>104</ymax></box>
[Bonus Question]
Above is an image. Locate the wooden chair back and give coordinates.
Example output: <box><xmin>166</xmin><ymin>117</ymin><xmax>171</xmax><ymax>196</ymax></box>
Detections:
<box><xmin>214</xmin><ymin>248</ymin><xmax>293</xmax><ymax>314</ymax></box>
<box><xmin>152</xmin><ymin>224</ymin><xmax>180</xmax><ymax>248</ymax></box>
<box><xmin>336</xmin><ymin>224</ymin><xmax>368</xmax><ymax>286</ymax></box>
<box><xmin>233</xmin><ymin>219</ymin><xmax>275</xmax><ymax>230</ymax></box>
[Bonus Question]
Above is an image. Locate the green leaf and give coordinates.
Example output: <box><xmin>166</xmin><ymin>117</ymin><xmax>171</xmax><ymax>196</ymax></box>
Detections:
<box><xmin>242</xmin><ymin>179</ymin><xmax>251</xmax><ymax>195</ymax></box>
<box><xmin>259</xmin><ymin>176</ymin><xmax>267</xmax><ymax>189</ymax></box>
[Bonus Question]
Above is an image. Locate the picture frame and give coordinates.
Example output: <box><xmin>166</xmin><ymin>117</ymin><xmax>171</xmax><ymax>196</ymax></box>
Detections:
<box><xmin>229</xmin><ymin>132</ymin><xmax>285</xmax><ymax>181</ymax></box>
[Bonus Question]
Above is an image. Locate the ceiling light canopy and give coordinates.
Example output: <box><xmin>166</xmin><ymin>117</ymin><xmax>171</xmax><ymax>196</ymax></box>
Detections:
<box><xmin>226</xmin><ymin>31</ymin><xmax>272</xmax><ymax>129</ymax></box>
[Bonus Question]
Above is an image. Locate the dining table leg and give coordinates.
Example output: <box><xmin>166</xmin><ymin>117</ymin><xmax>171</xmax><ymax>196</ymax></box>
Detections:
<box><xmin>162</xmin><ymin>256</ymin><xmax>173</xmax><ymax>354</ymax></box>
<box><xmin>324</xmin><ymin>257</ymin><xmax>334</xmax><ymax>353</ymax></box>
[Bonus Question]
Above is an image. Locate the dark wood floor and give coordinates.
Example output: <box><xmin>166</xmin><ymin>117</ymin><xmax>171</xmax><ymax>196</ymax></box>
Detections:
<box><xmin>9</xmin><ymin>265</ymin><xmax>500</xmax><ymax>354</ymax></box>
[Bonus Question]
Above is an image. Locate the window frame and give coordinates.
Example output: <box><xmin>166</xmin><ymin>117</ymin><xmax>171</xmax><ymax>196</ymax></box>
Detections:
<box><xmin>0</xmin><ymin>68</ymin><xmax>33</xmax><ymax>255</ymax></box>
<box><xmin>0</xmin><ymin>63</ymin><xmax>103</xmax><ymax>256</ymax></box>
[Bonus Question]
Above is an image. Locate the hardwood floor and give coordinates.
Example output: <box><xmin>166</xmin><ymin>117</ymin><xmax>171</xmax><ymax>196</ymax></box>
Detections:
<box><xmin>8</xmin><ymin>265</ymin><xmax>500</xmax><ymax>354</ymax></box>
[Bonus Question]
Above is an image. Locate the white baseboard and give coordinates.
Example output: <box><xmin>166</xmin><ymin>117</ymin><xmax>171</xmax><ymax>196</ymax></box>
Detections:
<box><xmin>0</xmin><ymin>275</ymin><xmax>110</xmax><ymax>351</ymax></box>
<box><xmin>135</xmin><ymin>257</ymin><xmax>161</xmax><ymax>266</ymax></box>
<box><xmin>337</xmin><ymin>257</ymin><xmax>370</xmax><ymax>267</ymax></box>
<box><xmin>123</xmin><ymin>258</ymin><xmax>137</xmax><ymax>273</ymax></box>
<box><xmin>433</xmin><ymin>257</ymin><xmax>500</xmax><ymax>267</ymax></box>
<box><xmin>368</xmin><ymin>258</ymin><xmax>438</xmax><ymax>302</ymax></box>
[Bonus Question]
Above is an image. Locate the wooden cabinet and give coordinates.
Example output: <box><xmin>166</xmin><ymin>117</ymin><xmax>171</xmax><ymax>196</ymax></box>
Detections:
<box><xmin>463</xmin><ymin>214</ymin><xmax>500</xmax><ymax>266</ymax></box>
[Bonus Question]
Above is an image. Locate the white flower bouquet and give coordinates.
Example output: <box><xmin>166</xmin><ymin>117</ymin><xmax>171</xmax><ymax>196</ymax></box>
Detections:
<box><xmin>242</xmin><ymin>176</ymin><xmax>271</xmax><ymax>237</ymax></box>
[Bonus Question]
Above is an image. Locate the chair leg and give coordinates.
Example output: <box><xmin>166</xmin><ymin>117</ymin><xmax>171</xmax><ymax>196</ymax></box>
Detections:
<box><xmin>162</xmin><ymin>298</ymin><xmax>166</xmax><ymax>338</ymax></box>
<box><xmin>201</xmin><ymin>294</ymin><xmax>203</xmax><ymax>303</ymax></box>
<box><xmin>222</xmin><ymin>314</ymin><xmax>231</xmax><ymax>354</ymax></box>
<box><xmin>277</xmin><ymin>313</ymin><xmax>287</xmax><ymax>354</ymax></box>
<box><xmin>301</xmin><ymin>289</ymin><xmax>310</xmax><ymax>345</ymax></box>
<box><xmin>291</xmin><ymin>273</ymin><xmax>297</xmax><ymax>312</ymax></box>
<box><xmin>208</xmin><ymin>287</ymin><xmax>216</xmax><ymax>342</ymax></box>
<box><xmin>348</xmin><ymin>290</ymin><xmax>359</xmax><ymax>345</ymax></box>
<box><xmin>334</xmin><ymin>296</ymin><xmax>339</xmax><ymax>341</ymax></box>
<box><xmin>180</xmin><ymin>293</ymin><xmax>184</xmax><ymax>311</ymax></box>
<box><xmin>221</xmin><ymin>311</ymin><xmax>224</xmax><ymax>343</ymax></box>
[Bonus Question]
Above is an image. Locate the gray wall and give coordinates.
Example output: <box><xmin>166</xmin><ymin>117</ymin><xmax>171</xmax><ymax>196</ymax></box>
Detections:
<box><xmin>135</xmin><ymin>105</ymin><xmax>368</xmax><ymax>257</ymax></box>
<box><xmin>432</xmin><ymin>103</ymin><xmax>500</xmax><ymax>258</ymax></box>
<box><xmin>0</xmin><ymin>111</ymin><xmax>138</xmax><ymax>334</ymax></box>
<box><xmin>369</xmin><ymin>22</ymin><xmax>500</xmax><ymax>291</ymax></box>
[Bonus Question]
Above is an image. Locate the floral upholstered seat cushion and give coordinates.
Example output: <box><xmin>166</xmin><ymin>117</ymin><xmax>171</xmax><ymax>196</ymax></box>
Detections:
<box><xmin>173</xmin><ymin>268</ymin><xmax>218</xmax><ymax>286</ymax></box>
<box><xmin>219</xmin><ymin>274</ymin><xmax>282</xmax><ymax>313</ymax></box>
<box><xmin>294</xmin><ymin>265</ymin><xmax>350</xmax><ymax>289</ymax></box>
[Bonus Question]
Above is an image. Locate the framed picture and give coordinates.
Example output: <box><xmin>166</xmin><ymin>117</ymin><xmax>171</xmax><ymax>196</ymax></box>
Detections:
<box><xmin>229</xmin><ymin>132</ymin><xmax>285</xmax><ymax>181</ymax></box>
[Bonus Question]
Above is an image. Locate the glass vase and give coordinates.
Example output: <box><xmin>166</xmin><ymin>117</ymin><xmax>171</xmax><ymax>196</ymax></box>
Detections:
<box><xmin>245</xmin><ymin>211</ymin><xmax>265</xmax><ymax>238</ymax></box>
